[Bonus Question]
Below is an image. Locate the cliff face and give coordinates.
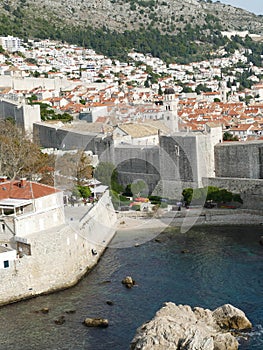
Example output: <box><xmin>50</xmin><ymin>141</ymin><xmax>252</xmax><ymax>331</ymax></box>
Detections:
<box><xmin>1</xmin><ymin>0</ymin><xmax>263</xmax><ymax>35</ymax></box>
<box><xmin>130</xmin><ymin>302</ymin><xmax>252</xmax><ymax>350</ymax></box>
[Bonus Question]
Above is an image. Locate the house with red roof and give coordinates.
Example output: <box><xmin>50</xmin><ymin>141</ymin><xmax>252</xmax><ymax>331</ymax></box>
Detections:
<box><xmin>228</xmin><ymin>124</ymin><xmax>254</xmax><ymax>141</ymax></box>
<box><xmin>0</xmin><ymin>178</ymin><xmax>65</xmax><ymax>254</ymax></box>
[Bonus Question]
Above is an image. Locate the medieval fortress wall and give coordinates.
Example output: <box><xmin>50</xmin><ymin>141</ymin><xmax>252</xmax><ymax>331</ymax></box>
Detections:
<box><xmin>0</xmin><ymin>191</ymin><xmax>116</xmax><ymax>306</ymax></box>
<box><xmin>203</xmin><ymin>177</ymin><xmax>263</xmax><ymax>210</ymax></box>
<box><xmin>214</xmin><ymin>141</ymin><xmax>263</xmax><ymax>179</ymax></box>
<box><xmin>0</xmin><ymin>99</ymin><xmax>41</xmax><ymax>133</ymax></box>
<box><xmin>34</xmin><ymin>122</ymin><xmax>263</xmax><ymax>208</ymax></box>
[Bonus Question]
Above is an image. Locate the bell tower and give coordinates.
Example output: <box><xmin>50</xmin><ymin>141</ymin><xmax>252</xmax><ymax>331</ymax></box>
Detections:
<box><xmin>163</xmin><ymin>87</ymin><xmax>178</xmax><ymax>133</ymax></box>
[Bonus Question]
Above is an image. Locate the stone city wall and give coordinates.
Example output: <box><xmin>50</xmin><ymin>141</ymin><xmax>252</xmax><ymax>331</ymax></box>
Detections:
<box><xmin>214</xmin><ymin>141</ymin><xmax>263</xmax><ymax>179</ymax></box>
<box><xmin>34</xmin><ymin>123</ymin><xmax>114</xmax><ymax>160</ymax></box>
<box><xmin>203</xmin><ymin>177</ymin><xmax>263</xmax><ymax>210</ymax></box>
<box><xmin>0</xmin><ymin>99</ymin><xmax>40</xmax><ymax>133</ymax></box>
<box><xmin>0</xmin><ymin>76</ymin><xmax>79</xmax><ymax>91</ymax></box>
<box><xmin>152</xmin><ymin>179</ymin><xmax>199</xmax><ymax>199</ymax></box>
<box><xmin>114</xmin><ymin>145</ymin><xmax>161</xmax><ymax>191</ymax></box>
<box><xmin>0</xmin><ymin>191</ymin><xmax>116</xmax><ymax>306</ymax></box>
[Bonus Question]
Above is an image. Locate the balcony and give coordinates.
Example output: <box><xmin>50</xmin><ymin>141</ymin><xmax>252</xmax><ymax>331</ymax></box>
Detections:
<box><xmin>0</xmin><ymin>199</ymin><xmax>33</xmax><ymax>217</ymax></box>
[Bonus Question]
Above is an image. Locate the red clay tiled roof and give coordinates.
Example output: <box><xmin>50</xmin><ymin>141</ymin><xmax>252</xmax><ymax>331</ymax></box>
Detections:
<box><xmin>0</xmin><ymin>180</ymin><xmax>60</xmax><ymax>200</ymax></box>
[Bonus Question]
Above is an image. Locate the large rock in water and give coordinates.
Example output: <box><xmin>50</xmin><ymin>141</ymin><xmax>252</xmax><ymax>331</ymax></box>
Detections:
<box><xmin>122</xmin><ymin>276</ymin><xmax>135</xmax><ymax>288</ymax></box>
<box><xmin>212</xmin><ymin>304</ymin><xmax>252</xmax><ymax>331</ymax></box>
<box><xmin>83</xmin><ymin>318</ymin><xmax>109</xmax><ymax>328</ymax></box>
<box><xmin>130</xmin><ymin>303</ymin><xmax>252</xmax><ymax>350</ymax></box>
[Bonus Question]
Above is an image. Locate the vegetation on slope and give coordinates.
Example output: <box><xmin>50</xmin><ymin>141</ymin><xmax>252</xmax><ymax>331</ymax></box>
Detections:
<box><xmin>0</xmin><ymin>1</ymin><xmax>262</xmax><ymax>64</ymax></box>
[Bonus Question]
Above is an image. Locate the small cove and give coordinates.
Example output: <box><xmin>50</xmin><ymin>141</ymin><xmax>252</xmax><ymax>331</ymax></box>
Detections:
<box><xmin>0</xmin><ymin>225</ymin><xmax>262</xmax><ymax>350</ymax></box>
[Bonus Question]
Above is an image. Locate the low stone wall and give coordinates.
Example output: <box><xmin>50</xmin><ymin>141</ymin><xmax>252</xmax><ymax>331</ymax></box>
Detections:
<box><xmin>152</xmin><ymin>180</ymin><xmax>199</xmax><ymax>199</ymax></box>
<box><xmin>203</xmin><ymin>177</ymin><xmax>263</xmax><ymax>210</ymax></box>
<box><xmin>0</xmin><ymin>191</ymin><xmax>117</xmax><ymax>306</ymax></box>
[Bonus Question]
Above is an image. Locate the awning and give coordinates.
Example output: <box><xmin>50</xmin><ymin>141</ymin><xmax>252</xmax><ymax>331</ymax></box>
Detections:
<box><xmin>0</xmin><ymin>198</ymin><xmax>32</xmax><ymax>209</ymax></box>
<box><xmin>91</xmin><ymin>185</ymin><xmax>108</xmax><ymax>194</ymax></box>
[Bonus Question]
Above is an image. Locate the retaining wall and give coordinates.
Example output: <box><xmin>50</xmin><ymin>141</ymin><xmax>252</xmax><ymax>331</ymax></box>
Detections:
<box><xmin>0</xmin><ymin>191</ymin><xmax>116</xmax><ymax>306</ymax></box>
<box><xmin>203</xmin><ymin>177</ymin><xmax>263</xmax><ymax>210</ymax></box>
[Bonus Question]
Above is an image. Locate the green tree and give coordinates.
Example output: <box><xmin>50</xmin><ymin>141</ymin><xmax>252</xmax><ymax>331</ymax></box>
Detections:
<box><xmin>123</xmin><ymin>184</ymin><xmax>133</xmax><ymax>197</ymax></box>
<box><xmin>223</xmin><ymin>132</ymin><xmax>239</xmax><ymax>141</ymax></box>
<box><xmin>182</xmin><ymin>186</ymin><xmax>243</xmax><ymax>206</ymax></box>
<box><xmin>94</xmin><ymin>162</ymin><xmax>123</xmax><ymax>193</ymax></box>
<box><xmin>182</xmin><ymin>85</ymin><xmax>193</xmax><ymax>93</ymax></box>
<box><xmin>77</xmin><ymin>185</ymin><xmax>91</xmax><ymax>199</ymax></box>
<box><xmin>32</xmin><ymin>71</ymin><xmax>40</xmax><ymax>78</ymax></box>
<box><xmin>25</xmin><ymin>57</ymin><xmax>38</xmax><ymax>65</ymax></box>
<box><xmin>144</xmin><ymin>79</ymin><xmax>150</xmax><ymax>88</ymax></box>
<box><xmin>182</xmin><ymin>188</ymin><xmax>193</xmax><ymax>206</ymax></box>
<box><xmin>28</xmin><ymin>94</ymin><xmax>38</xmax><ymax>103</ymax></box>
<box><xmin>131</xmin><ymin>179</ymin><xmax>148</xmax><ymax>197</ymax></box>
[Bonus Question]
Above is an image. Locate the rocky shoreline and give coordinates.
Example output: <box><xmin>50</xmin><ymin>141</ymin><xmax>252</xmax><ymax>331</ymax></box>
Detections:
<box><xmin>130</xmin><ymin>303</ymin><xmax>252</xmax><ymax>350</ymax></box>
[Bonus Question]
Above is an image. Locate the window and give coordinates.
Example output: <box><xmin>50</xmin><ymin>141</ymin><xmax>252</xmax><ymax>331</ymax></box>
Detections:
<box><xmin>3</xmin><ymin>260</ymin><xmax>9</xmax><ymax>268</ymax></box>
<box><xmin>174</xmin><ymin>145</ymin><xmax>180</xmax><ymax>156</ymax></box>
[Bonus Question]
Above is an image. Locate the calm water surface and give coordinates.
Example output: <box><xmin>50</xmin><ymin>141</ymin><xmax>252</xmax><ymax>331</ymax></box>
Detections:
<box><xmin>0</xmin><ymin>225</ymin><xmax>262</xmax><ymax>350</ymax></box>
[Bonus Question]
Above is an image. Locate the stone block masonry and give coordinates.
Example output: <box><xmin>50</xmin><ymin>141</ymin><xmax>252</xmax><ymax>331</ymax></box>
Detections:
<box><xmin>203</xmin><ymin>177</ymin><xmax>263</xmax><ymax>210</ymax></box>
<box><xmin>215</xmin><ymin>140</ymin><xmax>263</xmax><ymax>179</ymax></box>
<box><xmin>0</xmin><ymin>191</ymin><xmax>116</xmax><ymax>306</ymax></box>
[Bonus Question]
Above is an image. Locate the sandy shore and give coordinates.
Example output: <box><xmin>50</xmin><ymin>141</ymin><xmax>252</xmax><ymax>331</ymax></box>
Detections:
<box><xmin>109</xmin><ymin>209</ymin><xmax>263</xmax><ymax>248</ymax></box>
<box><xmin>116</xmin><ymin>208</ymin><xmax>263</xmax><ymax>230</ymax></box>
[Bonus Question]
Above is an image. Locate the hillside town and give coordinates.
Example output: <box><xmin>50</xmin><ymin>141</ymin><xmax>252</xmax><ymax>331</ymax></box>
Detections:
<box><xmin>0</xmin><ymin>29</ymin><xmax>263</xmax><ymax>350</ymax></box>
<box><xmin>0</xmin><ymin>34</ymin><xmax>262</xmax><ymax>142</ymax></box>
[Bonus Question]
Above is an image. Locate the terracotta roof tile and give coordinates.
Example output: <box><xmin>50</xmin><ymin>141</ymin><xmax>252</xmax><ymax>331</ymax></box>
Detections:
<box><xmin>0</xmin><ymin>180</ymin><xmax>60</xmax><ymax>200</ymax></box>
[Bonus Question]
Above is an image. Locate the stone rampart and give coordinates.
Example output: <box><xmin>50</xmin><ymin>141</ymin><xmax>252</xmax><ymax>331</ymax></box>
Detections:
<box><xmin>152</xmin><ymin>179</ymin><xmax>198</xmax><ymax>199</ymax></box>
<box><xmin>0</xmin><ymin>99</ymin><xmax>41</xmax><ymax>133</ymax></box>
<box><xmin>0</xmin><ymin>191</ymin><xmax>116</xmax><ymax>306</ymax></box>
<box><xmin>215</xmin><ymin>141</ymin><xmax>263</xmax><ymax>179</ymax></box>
<box><xmin>34</xmin><ymin>123</ymin><xmax>114</xmax><ymax>160</ymax></box>
<box><xmin>203</xmin><ymin>177</ymin><xmax>263</xmax><ymax>210</ymax></box>
<box><xmin>115</xmin><ymin>145</ymin><xmax>160</xmax><ymax>191</ymax></box>
<box><xmin>0</xmin><ymin>76</ymin><xmax>78</xmax><ymax>91</ymax></box>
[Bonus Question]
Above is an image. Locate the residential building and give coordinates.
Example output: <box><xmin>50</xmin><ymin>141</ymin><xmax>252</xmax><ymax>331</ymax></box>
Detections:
<box><xmin>0</xmin><ymin>36</ymin><xmax>22</xmax><ymax>53</ymax></box>
<box><xmin>0</xmin><ymin>178</ymin><xmax>65</xmax><ymax>241</ymax></box>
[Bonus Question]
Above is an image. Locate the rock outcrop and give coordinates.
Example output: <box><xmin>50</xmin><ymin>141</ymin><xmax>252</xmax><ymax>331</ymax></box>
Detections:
<box><xmin>122</xmin><ymin>276</ymin><xmax>136</xmax><ymax>289</ymax></box>
<box><xmin>54</xmin><ymin>315</ymin><xmax>65</xmax><ymax>325</ymax></box>
<box><xmin>8</xmin><ymin>0</ymin><xmax>263</xmax><ymax>37</ymax></box>
<box><xmin>130</xmin><ymin>303</ymin><xmax>252</xmax><ymax>350</ymax></box>
<box><xmin>83</xmin><ymin>318</ymin><xmax>109</xmax><ymax>328</ymax></box>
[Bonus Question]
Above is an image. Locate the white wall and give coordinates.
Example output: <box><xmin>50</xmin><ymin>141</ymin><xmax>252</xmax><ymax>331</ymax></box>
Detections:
<box><xmin>23</xmin><ymin>104</ymin><xmax>41</xmax><ymax>133</ymax></box>
<box><xmin>0</xmin><ymin>76</ymin><xmax>81</xmax><ymax>91</ymax></box>
<box><xmin>0</xmin><ymin>191</ymin><xmax>116</xmax><ymax>306</ymax></box>
<box><xmin>204</xmin><ymin>125</ymin><xmax>222</xmax><ymax>178</ymax></box>
<box><xmin>15</xmin><ymin>192</ymin><xmax>65</xmax><ymax>237</ymax></box>
<box><xmin>0</xmin><ymin>248</ymin><xmax>16</xmax><ymax>269</ymax></box>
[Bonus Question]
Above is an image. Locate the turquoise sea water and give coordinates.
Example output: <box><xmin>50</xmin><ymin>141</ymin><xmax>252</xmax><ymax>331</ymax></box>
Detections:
<box><xmin>0</xmin><ymin>225</ymin><xmax>262</xmax><ymax>350</ymax></box>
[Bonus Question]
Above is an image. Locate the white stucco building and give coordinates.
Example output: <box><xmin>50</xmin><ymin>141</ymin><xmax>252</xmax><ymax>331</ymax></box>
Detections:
<box><xmin>0</xmin><ymin>36</ymin><xmax>22</xmax><ymax>53</ymax></box>
<box><xmin>0</xmin><ymin>178</ymin><xmax>65</xmax><ymax>258</ymax></box>
<box><xmin>0</xmin><ymin>246</ymin><xmax>17</xmax><ymax>269</ymax></box>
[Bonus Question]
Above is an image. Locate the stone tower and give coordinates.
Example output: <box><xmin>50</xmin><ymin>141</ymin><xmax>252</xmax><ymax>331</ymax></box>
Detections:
<box><xmin>219</xmin><ymin>80</ymin><xmax>227</xmax><ymax>103</ymax></box>
<box><xmin>163</xmin><ymin>87</ymin><xmax>178</xmax><ymax>133</ymax></box>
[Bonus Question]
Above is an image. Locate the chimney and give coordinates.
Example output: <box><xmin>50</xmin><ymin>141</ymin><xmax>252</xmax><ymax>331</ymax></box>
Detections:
<box><xmin>0</xmin><ymin>176</ymin><xmax>7</xmax><ymax>183</ymax></box>
<box><xmin>20</xmin><ymin>178</ymin><xmax>27</xmax><ymax>188</ymax></box>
